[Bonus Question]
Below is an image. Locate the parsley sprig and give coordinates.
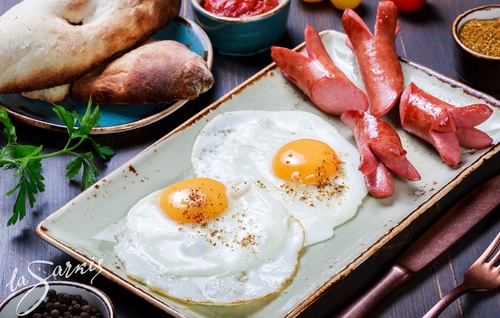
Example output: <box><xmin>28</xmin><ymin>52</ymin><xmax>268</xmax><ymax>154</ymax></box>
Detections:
<box><xmin>0</xmin><ymin>100</ymin><xmax>115</xmax><ymax>226</ymax></box>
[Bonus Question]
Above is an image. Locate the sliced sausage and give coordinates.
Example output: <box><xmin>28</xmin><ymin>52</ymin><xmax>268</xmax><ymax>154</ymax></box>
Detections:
<box><xmin>341</xmin><ymin>109</ymin><xmax>420</xmax><ymax>198</ymax></box>
<box><xmin>342</xmin><ymin>1</ymin><xmax>403</xmax><ymax>117</ymax></box>
<box><xmin>399</xmin><ymin>82</ymin><xmax>493</xmax><ymax>167</ymax></box>
<box><xmin>271</xmin><ymin>24</ymin><xmax>368</xmax><ymax>116</ymax></box>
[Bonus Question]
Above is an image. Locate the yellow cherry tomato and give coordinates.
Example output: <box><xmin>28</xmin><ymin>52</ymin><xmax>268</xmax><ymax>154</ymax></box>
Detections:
<box><xmin>330</xmin><ymin>0</ymin><xmax>362</xmax><ymax>10</ymax></box>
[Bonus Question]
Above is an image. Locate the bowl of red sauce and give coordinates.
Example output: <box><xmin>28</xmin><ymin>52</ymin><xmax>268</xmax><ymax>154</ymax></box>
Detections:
<box><xmin>190</xmin><ymin>0</ymin><xmax>291</xmax><ymax>56</ymax></box>
<box><xmin>452</xmin><ymin>5</ymin><xmax>500</xmax><ymax>98</ymax></box>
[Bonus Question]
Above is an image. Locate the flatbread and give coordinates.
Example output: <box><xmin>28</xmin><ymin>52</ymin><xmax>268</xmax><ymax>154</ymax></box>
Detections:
<box><xmin>0</xmin><ymin>0</ymin><xmax>181</xmax><ymax>94</ymax></box>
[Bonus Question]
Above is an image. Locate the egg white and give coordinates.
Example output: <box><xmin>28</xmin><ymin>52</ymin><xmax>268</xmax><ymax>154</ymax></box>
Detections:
<box><xmin>191</xmin><ymin>110</ymin><xmax>367</xmax><ymax>246</ymax></box>
<box><xmin>114</xmin><ymin>180</ymin><xmax>304</xmax><ymax>305</ymax></box>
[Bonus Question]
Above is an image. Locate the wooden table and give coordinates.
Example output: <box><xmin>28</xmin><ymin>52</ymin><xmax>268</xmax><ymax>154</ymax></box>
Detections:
<box><xmin>1</xmin><ymin>0</ymin><xmax>499</xmax><ymax>317</ymax></box>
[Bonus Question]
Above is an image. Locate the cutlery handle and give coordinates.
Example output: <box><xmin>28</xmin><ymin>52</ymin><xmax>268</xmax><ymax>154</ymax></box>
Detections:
<box><xmin>422</xmin><ymin>284</ymin><xmax>470</xmax><ymax>318</ymax></box>
<box><xmin>334</xmin><ymin>264</ymin><xmax>415</xmax><ymax>318</ymax></box>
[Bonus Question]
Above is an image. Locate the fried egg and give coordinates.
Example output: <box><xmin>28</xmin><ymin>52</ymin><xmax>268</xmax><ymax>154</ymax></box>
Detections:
<box><xmin>191</xmin><ymin>110</ymin><xmax>367</xmax><ymax>246</ymax></box>
<box><xmin>114</xmin><ymin>177</ymin><xmax>304</xmax><ymax>305</ymax></box>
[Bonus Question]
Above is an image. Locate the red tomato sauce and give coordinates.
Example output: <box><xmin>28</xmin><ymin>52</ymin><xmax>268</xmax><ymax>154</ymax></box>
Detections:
<box><xmin>202</xmin><ymin>0</ymin><xmax>280</xmax><ymax>18</ymax></box>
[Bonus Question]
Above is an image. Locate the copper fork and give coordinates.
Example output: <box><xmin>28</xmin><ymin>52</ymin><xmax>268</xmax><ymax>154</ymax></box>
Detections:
<box><xmin>423</xmin><ymin>232</ymin><xmax>500</xmax><ymax>318</ymax></box>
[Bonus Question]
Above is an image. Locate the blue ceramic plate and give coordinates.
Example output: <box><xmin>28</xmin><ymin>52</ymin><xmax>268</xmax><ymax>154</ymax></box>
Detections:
<box><xmin>0</xmin><ymin>16</ymin><xmax>213</xmax><ymax>134</ymax></box>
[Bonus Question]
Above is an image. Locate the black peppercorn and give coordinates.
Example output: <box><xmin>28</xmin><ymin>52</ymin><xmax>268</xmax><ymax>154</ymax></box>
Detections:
<box><xmin>81</xmin><ymin>305</ymin><xmax>92</xmax><ymax>314</ymax></box>
<box><xmin>50</xmin><ymin>309</ymin><xmax>60</xmax><ymax>318</ymax></box>
<box><xmin>47</xmin><ymin>290</ymin><xmax>57</xmax><ymax>299</ymax></box>
<box><xmin>18</xmin><ymin>290</ymin><xmax>104</xmax><ymax>318</ymax></box>
<box><xmin>56</xmin><ymin>293</ymin><xmax>64</xmax><ymax>302</ymax></box>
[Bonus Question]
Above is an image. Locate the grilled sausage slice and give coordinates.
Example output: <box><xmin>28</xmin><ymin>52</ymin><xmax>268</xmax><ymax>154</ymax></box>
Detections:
<box><xmin>342</xmin><ymin>1</ymin><xmax>403</xmax><ymax>117</ymax></box>
<box><xmin>341</xmin><ymin>109</ymin><xmax>420</xmax><ymax>198</ymax></box>
<box><xmin>400</xmin><ymin>82</ymin><xmax>493</xmax><ymax>167</ymax></box>
<box><xmin>271</xmin><ymin>24</ymin><xmax>368</xmax><ymax>116</ymax></box>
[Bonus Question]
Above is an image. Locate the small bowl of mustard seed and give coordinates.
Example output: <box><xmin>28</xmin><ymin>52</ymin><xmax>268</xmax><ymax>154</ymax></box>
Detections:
<box><xmin>452</xmin><ymin>5</ymin><xmax>500</xmax><ymax>98</ymax></box>
<box><xmin>0</xmin><ymin>281</ymin><xmax>115</xmax><ymax>318</ymax></box>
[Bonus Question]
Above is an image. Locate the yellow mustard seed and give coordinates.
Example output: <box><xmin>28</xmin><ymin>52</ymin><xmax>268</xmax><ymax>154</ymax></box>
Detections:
<box><xmin>458</xmin><ymin>18</ymin><xmax>500</xmax><ymax>57</ymax></box>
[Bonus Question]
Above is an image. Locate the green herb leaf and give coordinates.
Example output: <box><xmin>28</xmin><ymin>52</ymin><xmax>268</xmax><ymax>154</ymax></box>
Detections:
<box><xmin>53</xmin><ymin>105</ymin><xmax>75</xmax><ymax>133</ymax></box>
<box><xmin>0</xmin><ymin>108</ymin><xmax>16</xmax><ymax>143</ymax></box>
<box><xmin>0</xmin><ymin>100</ymin><xmax>115</xmax><ymax>226</ymax></box>
<box><xmin>90</xmin><ymin>139</ymin><xmax>115</xmax><ymax>160</ymax></box>
<box><xmin>8</xmin><ymin>182</ymin><xmax>27</xmax><ymax>226</ymax></box>
<box><xmin>73</xmin><ymin>124</ymin><xmax>92</xmax><ymax>140</ymax></box>
<box><xmin>6</xmin><ymin>157</ymin><xmax>44</xmax><ymax>226</ymax></box>
<box><xmin>81</xmin><ymin>158</ymin><xmax>98</xmax><ymax>191</ymax></box>
<box><xmin>66</xmin><ymin>157</ymin><xmax>84</xmax><ymax>179</ymax></box>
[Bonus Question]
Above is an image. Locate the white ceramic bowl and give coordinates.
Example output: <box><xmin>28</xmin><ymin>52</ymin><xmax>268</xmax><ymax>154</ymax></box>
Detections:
<box><xmin>0</xmin><ymin>281</ymin><xmax>115</xmax><ymax>318</ymax></box>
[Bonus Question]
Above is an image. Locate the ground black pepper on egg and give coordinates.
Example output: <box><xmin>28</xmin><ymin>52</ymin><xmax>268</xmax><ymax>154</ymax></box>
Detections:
<box><xmin>20</xmin><ymin>289</ymin><xmax>103</xmax><ymax>318</ymax></box>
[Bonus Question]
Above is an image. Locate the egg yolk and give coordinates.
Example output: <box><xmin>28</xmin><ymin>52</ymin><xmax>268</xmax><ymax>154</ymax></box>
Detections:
<box><xmin>160</xmin><ymin>178</ymin><xmax>228</xmax><ymax>223</ymax></box>
<box><xmin>272</xmin><ymin>139</ymin><xmax>340</xmax><ymax>185</ymax></box>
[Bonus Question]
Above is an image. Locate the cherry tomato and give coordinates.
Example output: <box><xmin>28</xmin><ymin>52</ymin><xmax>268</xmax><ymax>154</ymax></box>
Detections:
<box><xmin>390</xmin><ymin>0</ymin><xmax>426</xmax><ymax>12</ymax></box>
<box><xmin>330</xmin><ymin>0</ymin><xmax>362</xmax><ymax>10</ymax></box>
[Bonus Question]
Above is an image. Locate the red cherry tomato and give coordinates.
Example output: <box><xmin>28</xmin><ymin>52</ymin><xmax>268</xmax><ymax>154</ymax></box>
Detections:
<box><xmin>390</xmin><ymin>0</ymin><xmax>426</xmax><ymax>13</ymax></box>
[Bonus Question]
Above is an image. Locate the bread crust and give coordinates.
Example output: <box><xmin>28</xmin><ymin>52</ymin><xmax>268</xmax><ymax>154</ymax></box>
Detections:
<box><xmin>72</xmin><ymin>40</ymin><xmax>214</xmax><ymax>104</ymax></box>
<box><xmin>22</xmin><ymin>85</ymin><xmax>71</xmax><ymax>102</ymax></box>
<box><xmin>0</xmin><ymin>0</ymin><xmax>181</xmax><ymax>94</ymax></box>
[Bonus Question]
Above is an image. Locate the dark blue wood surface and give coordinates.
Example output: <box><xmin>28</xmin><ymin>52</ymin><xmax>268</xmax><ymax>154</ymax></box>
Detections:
<box><xmin>1</xmin><ymin>0</ymin><xmax>499</xmax><ymax>317</ymax></box>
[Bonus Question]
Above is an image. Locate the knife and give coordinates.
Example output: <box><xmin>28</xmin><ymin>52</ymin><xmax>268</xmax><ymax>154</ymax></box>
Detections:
<box><xmin>335</xmin><ymin>174</ymin><xmax>500</xmax><ymax>318</ymax></box>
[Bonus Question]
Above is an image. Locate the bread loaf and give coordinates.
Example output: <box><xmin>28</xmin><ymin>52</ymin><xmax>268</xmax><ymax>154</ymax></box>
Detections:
<box><xmin>0</xmin><ymin>0</ymin><xmax>181</xmax><ymax>94</ymax></box>
<box><xmin>72</xmin><ymin>40</ymin><xmax>214</xmax><ymax>104</ymax></box>
<box><xmin>21</xmin><ymin>85</ymin><xmax>71</xmax><ymax>103</ymax></box>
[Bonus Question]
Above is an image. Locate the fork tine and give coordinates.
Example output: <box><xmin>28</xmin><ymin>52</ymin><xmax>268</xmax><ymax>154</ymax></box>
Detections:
<box><xmin>481</xmin><ymin>232</ymin><xmax>500</xmax><ymax>264</ymax></box>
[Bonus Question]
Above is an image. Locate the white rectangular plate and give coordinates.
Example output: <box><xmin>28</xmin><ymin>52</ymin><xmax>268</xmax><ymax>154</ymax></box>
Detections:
<box><xmin>37</xmin><ymin>30</ymin><xmax>500</xmax><ymax>318</ymax></box>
